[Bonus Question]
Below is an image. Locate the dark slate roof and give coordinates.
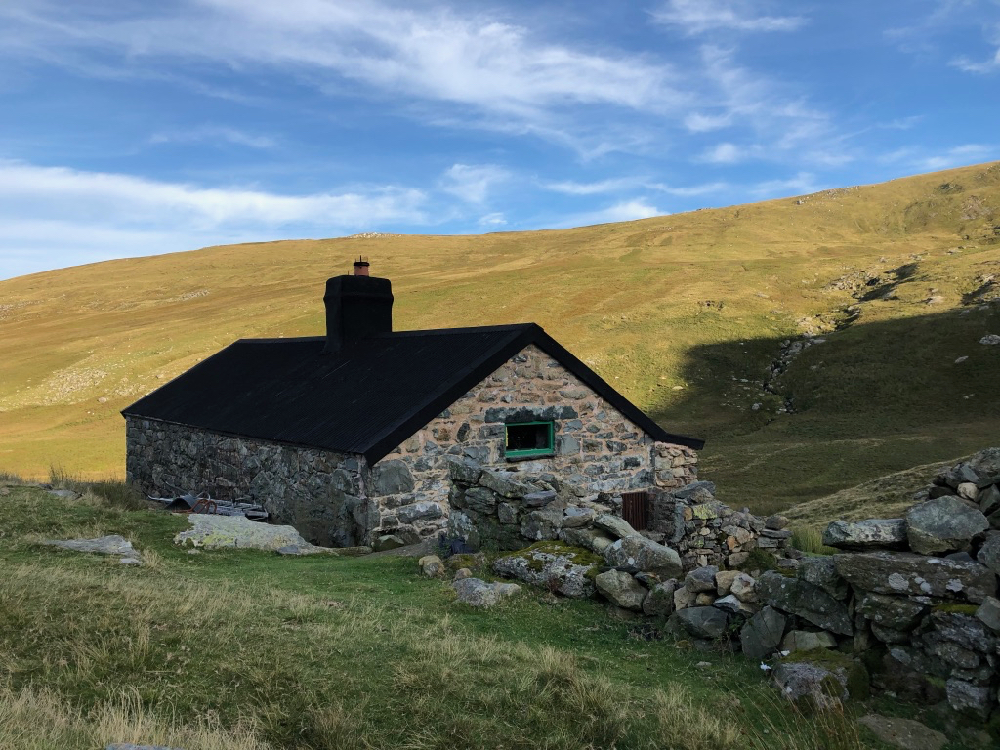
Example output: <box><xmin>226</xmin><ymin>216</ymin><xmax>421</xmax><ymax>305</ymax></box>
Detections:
<box><xmin>122</xmin><ymin>323</ymin><xmax>704</xmax><ymax>463</ymax></box>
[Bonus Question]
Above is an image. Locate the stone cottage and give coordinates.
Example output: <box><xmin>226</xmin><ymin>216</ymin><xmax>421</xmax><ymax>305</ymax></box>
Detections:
<box><xmin>123</xmin><ymin>262</ymin><xmax>703</xmax><ymax>548</ymax></box>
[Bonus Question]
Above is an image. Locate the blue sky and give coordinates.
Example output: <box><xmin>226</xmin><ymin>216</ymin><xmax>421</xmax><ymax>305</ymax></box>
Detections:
<box><xmin>1</xmin><ymin>0</ymin><xmax>998</xmax><ymax>279</ymax></box>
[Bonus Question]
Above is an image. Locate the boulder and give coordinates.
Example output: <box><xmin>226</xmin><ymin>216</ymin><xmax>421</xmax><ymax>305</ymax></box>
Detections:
<box><xmin>765</xmin><ymin>514</ymin><xmax>789</xmax><ymax>530</ymax></box>
<box><xmin>772</xmin><ymin>658</ymin><xmax>866</xmax><ymax>710</ymax></box>
<box><xmin>446</xmin><ymin>457</ymin><xmax>482</xmax><ymax>485</ymax></box>
<box><xmin>821</xmin><ymin>519</ymin><xmax>907</xmax><ymax>550</ymax></box>
<box><xmin>739</xmin><ymin>606</ymin><xmax>785</xmax><ymax>660</ymax></box>
<box><xmin>672</xmin><ymin>480</ymin><xmax>716</xmax><ymax>502</ymax></box>
<box><xmin>856</xmin><ymin>715</ymin><xmax>946</xmax><ymax>750</ymax></box>
<box><xmin>798</xmin><ymin>556</ymin><xmax>849</xmax><ymax>600</ymax></box>
<box><xmin>715</xmin><ymin>569</ymin><xmax>740</xmax><ymax>595</ymax></box>
<box><xmin>756</xmin><ymin>571</ymin><xmax>853</xmax><ymax>635</ymax></box>
<box><xmin>946</xmin><ymin>678</ymin><xmax>993</xmax><ymax>720</ymax></box>
<box><xmin>668</xmin><ymin>606</ymin><xmax>729</xmax><ymax>640</ymax></box>
<box><xmin>419</xmin><ymin>555</ymin><xmax>444</xmax><ymax>577</ymax></box>
<box><xmin>452</xmin><ymin>578</ymin><xmax>521</xmax><ymax>607</ymax></box>
<box><xmin>976</xmin><ymin>531</ymin><xmax>1000</xmax><ymax>574</ymax></box>
<box><xmin>713</xmin><ymin>594</ymin><xmax>755</xmax><ymax>616</ymax></box>
<box><xmin>855</xmin><ymin>592</ymin><xmax>927</xmax><ymax>631</ymax></box>
<box><xmin>673</xmin><ymin>585</ymin><xmax>696</xmax><ymax>611</ymax></box>
<box><xmin>685</xmin><ymin>565</ymin><xmax>719</xmax><ymax>593</ymax></box>
<box><xmin>595</xmin><ymin>570</ymin><xmax>647</xmax><ymax>610</ymax></box>
<box><xmin>781</xmin><ymin>630</ymin><xmax>837</xmax><ymax>652</ymax></box>
<box><xmin>957</xmin><ymin>482</ymin><xmax>980</xmax><ymax>502</ymax></box>
<box><xmin>492</xmin><ymin>543</ymin><xmax>599</xmax><ymax>598</ymax></box>
<box><xmin>979</xmin><ymin>484</ymin><xmax>1000</xmax><ymax>516</ymax></box>
<box><xmin>643</xmin><ymin>579</ymin><xmax>677</xmax><ymax>617</ymax></box>
<box><xmin>372</xmin><ymin>534</ymin><xmax>405</xmax><ymax>552</ymax></box>
<box><xmin>834</xmin><ymin>551</ymin><xmax>997</xmax><ymax>603</ymax></box>
<box><xmin>42</xmin><ymin>534</ymin><xmax>137</xmax><ymax>558</ymax></box>
<box><xmin>453</xmin><ymin>567</ymin><xmax>473</xmax><ymax>581</ymax></box>
<box><xmin>729</xmin><ymin>573</ymin><xmax>757</xmax><ymax>602</ymax></box>
<box><xmin>593</xmin><ymin>514</ymin><xmax>637</xmax><ymax>540</ymax></box>
<box><xmin>976</xmin><ymin>597</ymin><xmax>1000</xmax><ymax>633</ymax></box>
<box><xmin>905</xmin><ymin>496</ymin><xmax>988</xmax><ymax>555</ymax></box>
<box><xmin>603</xmin><ymin>534</ymin><xmax>682</xmax><ymax>579</ymax></box>
<box><xmin>562</xmin><ymin>506</ymin><xmax>596</xmax><ymax>528</ymax></box>
<box><xmin>519</xmin><ymin>507</ymin><xmax>562</xmax><ymax>541</ymax></box>
<box><xmin>559</xmin><ymin>527</ymin><xmax>614</xmax><ymax>554</ymax></box>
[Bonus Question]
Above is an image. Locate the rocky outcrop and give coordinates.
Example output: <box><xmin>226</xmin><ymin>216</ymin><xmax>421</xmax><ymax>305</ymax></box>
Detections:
<box><xmin>492</xmin><ymin>542</ymin><xmax>600</xmax><ymax>598</ymax></box>
<box><xmin>452</xmin><ymin>578</ymin><xmax>521</xmax><ymax>607</ymax></box>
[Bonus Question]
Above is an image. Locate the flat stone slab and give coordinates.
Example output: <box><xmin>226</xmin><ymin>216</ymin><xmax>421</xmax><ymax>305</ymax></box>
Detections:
<box><xmin>822</xmin><ymin>519</ymin><xmax>907</xmax><ymax>550</ymax></box>
<box><xmin>452</xmin><ymin>577</ymin><xmax>521</xmax><ymax>607</ymax></box>
<box><xmin>42</xmin><ymin>535</ymin><xmax>140</xmax><ymax>564</ymax></box>
<box><xmin>857</xmin><ymin>715</ymin><xmax>945</xmax><ymax>750</ymax></box>
<box><xmin>833</xmin><ymin>551</ymin><xmax>997</xmax><ymax>603</ymax></box>
<box><xmin>174</xmin><ymin>515</ymin><xmax>336</xmax><ymax>553</ymax></box>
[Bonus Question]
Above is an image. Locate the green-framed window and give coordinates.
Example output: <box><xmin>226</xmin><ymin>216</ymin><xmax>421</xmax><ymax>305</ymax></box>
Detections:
<box><xmin>505</xmin><ymin>421</ymin><xmax>555</xmax><ymax>457</ymax></box>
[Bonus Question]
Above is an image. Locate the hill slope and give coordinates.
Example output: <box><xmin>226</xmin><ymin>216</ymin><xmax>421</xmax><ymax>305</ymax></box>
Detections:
<box><xmin>1</xmin><ymin>162</ymin><xmax>998</xmax><ymax>514</ymax></box>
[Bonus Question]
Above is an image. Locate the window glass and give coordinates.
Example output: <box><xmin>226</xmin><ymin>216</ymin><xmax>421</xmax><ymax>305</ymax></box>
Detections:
<box><xmin>505</xmin><ymin>421</ymin><xmax>554</xmax><ymax>456</ymax></box>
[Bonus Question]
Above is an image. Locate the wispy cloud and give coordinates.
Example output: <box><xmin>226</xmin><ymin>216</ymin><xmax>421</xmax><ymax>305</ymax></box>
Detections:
<box><xmin>440</xmin><ymin>164</ymin><xmax>510</xmax><ymax>204</ymax></box>
<box><xmin>542</xmin><ymin>177</ymin><xmax>646</xmax><ymax>195</ymax></box>
<box><xmin>478</xmin><ymin>212</ymin><xmax>507</xmax><ymax>227</ymax></box>
<box><xmin>878</xmin><ymin>143</ymin><xmax>998</xmax><ymax>171</ymax></box>
<box><xmin>651</xmin><ymin>0</ymin><xmax>805</xmax><ymax>35</ymax></box>
<box><xmin>558</xmin><ymin>199</ymin><xmax>663</xmax><ymax>228</ymax></box>
<box><xmin>0</xmin><ymin>159</ymin><xmax>428</xmax><ymax>278</ymax></box>
<box><xmin>149</xmin><ymin>125</ymin><xmax>276</xmax><ymax>149</ymax></box>
<box><xmin>749</xmin><ymin>172</ymin><xmax>821</xmax><ymax>198</ymax></box>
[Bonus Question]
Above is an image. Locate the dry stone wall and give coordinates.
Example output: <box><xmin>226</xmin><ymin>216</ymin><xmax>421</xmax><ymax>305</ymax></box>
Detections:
<box><xmin>125</xmin><ymin>417</ymin><xmax>376</xmax><ymax>547</ymax></box>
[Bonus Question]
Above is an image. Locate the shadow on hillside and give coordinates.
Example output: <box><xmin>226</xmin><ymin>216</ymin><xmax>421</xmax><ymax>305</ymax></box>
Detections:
<box><xmin>644</xmin><ymin>303</ymin><xmax>1000</xmax><ymax>513</ymax></box>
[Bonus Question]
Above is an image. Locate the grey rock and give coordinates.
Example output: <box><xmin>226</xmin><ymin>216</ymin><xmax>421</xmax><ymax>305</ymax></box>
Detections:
<box><xmin>781</xmin><ymin>630</ymin><xmax>837</xmax><ymax>652</ymax></box>
<box><xmin>941</xmin><ymin>463</ymin><xmax>983</xmax><ymax>490</ymax></box>
<box><xmin>855</xmin><ymin>592</ymin><xmax>928</xmax><ymax>631</ymax></box>
<box><xmin>119</xmin><ymin>557</ymin><xmax>142</xmax><ymax>565</ymax></box>
<box><xmin>976</xmin><ymin>531</ymin><xmax>1000</xmax><ymax>574</ymax></box>
<box><xmin>729</xmin><ymin>573</ymin><xmax>757</xmax><ymax>602</ymax></box>
<box><xmin>562</xmin><ymin>506</ymin><xmax>595</xmax><ymax>528</ymax></box>
<box><xmin>603</xmin><ymin>534</ymin><xmax>683</xmax><ymax>579</ymax></box>
<box><xmin>833</xmin><ymin>551</ymin><xmax>997</xmax><ymax>603</ymax></box>
<box><xmin>957</xmin><ymin>482</ymin><xmax>980</xmax><ymax>502</ymax></box>
<box><xmin>715</xmin><ymin>569</ymin><xmax>740</xmax><ymax>595</ymax></box>
<box><xmin>371</xmin><ymin>459</ymin><xmax>415</xmax><ymax>495</ymax></box>
<box><xmin>524</xmin><ymin>490</ymin><xmax>557</xmax><ymax>507</ymax></box>
<box><xmin>668</xmin><ymin>606</ymin><xmax>729</xmax><ymax>640</ymax></box>
<box><xmin>42</xmin><ymin>534</ymin><xmax>137</xmax><ymax>558</ymax></box>
<box><xmin>595</xmin><ymin>570</ymin><xmax>647</xmax><ymax>610</ymax></box>
<box><xmin>772</xmin><ymin>662</ymin><xmax>850</xmax><ymax>710</ymax></box>
<box><xmin>979</xmin><ymin>334</ymin><xmax>1000</xmax><ymax>346</ymax></box>
<box><xmin>419</xmin><ymin>554</ymin><xmax>444</xmax><ymax>577</ymax></box>
<box><xmin>739</xmin><ymin>606</ymin><xmax>786</xmax><ymax>660</ymax></box>
<box><xmin>978</xmin><ymin>483</ymin><xmax>1000</xmax><ymax>516</ymax></box>
<box><xmin>492</xmin><ymin>546</ymin><xmax>598</xmax><ymax>598</ymax></box>
<box><xmin>945</xmin><ymin>678</ymin><xmax>993</xmax><ymax>719</ymax></box>
<box><xmin>446</xmin><ymin>457</ymin><xmax>482</xmax><ymax>485</ymax></box>
<box><xmin>856</xmin><ymin>715</ymin><xmax>946</xmax><ymax>750</ymax></box>
<box><xmin>673</xmin><ymin>480</ymin><xmax>716</xmax><ymax>502</ymax></box>
<box><xmin>798</xmin><ymin>556</ymin><xmax>849</xmax><ymax>600</ymax></box>
<box><xmin>48</xmin><ymin>488</ymin><xmax>80</xmax><ymax>500</ymax></box>
<box><xmin>906</xmin><ymin>496</ymin><xmax>989</xmax><ymax>555</ymax></box>
<box><xmin>397</xmin><ymin>501</ymin><xmax>444</xmax><ymax>524</ymax></box>
<box><xmin>921</xmin><ymin>611</ymin><xmax>996</xmax><ymax>654</ymax></box>
<box><xmin>372</xmin><ymin>534</ymin><xmax>405</xmax><ymax>552</ymax></box>
<box><xmin>870</xmin><ymin>623</ymin><xmax>911</xmax><ymax>645</ymax></box>
<box><xmin>685</xmin><ymin>565</ymin><xmax>719</xmax><ymax>593</ymax></box>
<box><xmin>822</xmin><ymin>519</ymin><xmax>907</xmax><ymax>550</ymax></box>
<box><xmin>497</xmin><ymin>502</ymin><xmax>518</xmax><ymax>525</ymax></box>
<box><xmin>673</xmin><ymin>585</ymin><xmax>696</xmax><ymax>611</ymax></box>
<box><xmin>452</xmin><ymin>577</ymin><xmax>521</xmax><ymax>607</ymax></box>
<box><xmin>559</xmin><ymin>527</ymin><xmax>613</xmax><ymax>554</ymax></box>
<box><xmin>714</xmin><ymin>593</ymin><xmax>755</xmax><ymax>615</ymax></box>
<box><xmin>480</xmin><ymin>470</ymin><xmax>537</xmax><ymax>499</ymax></box>
<box><xmin>756</xmin><ymin>570</ymin><xmax>853</xmax><ymax>635</ymax></box>
<box><xmin>519</xmin><ymin>507</ymin><xmax>562</xmax><ymax>541</ymax></box>
<box><xmin>975</xmin><ymin>596</ymin><xmax>1000</xmax><ymax>633</ymax></box>
<box><xmin>593</xmin><ymin>513</ymin><xmax>637</xmax><ymax>540</ymax></box>
<box><xmin>452</xmin><ymin>567</ymin><xmax>473</xmax><ymax>581</ymax></box>
<box><xmin>765</xmin><ymin>514</ymin><xmax>789</xmax><ymax>530</ymax></box>
<box><xmin>643</xmin><ymin>579</ymin><xmax>677</xmax><ymax>616</ymax></box>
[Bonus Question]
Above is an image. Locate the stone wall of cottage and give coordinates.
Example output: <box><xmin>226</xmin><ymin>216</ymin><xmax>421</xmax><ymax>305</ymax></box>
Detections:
<box><xmin>125</xmin><ymin>416</ymin><xmax>376</xmax><ymax>547</ymax></box>
<box><xmin>370</xmin><ymin>344</ymin><xmax>697</xmax><ymax>542</ymax></box>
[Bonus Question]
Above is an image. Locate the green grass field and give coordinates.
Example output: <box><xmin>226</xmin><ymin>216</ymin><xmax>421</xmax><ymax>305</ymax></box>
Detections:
<box><xmin>9</xmin><ymin>480</ymin><xmax>990</xmax><ymax>750</ymax></box>
<box><xmin>0</xmin><ymin>161</ymin><xmax>998</xmax><ymax>522</ymax></box>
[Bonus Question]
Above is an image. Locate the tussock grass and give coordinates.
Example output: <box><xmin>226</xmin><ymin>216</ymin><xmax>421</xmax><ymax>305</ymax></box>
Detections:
<box><xmin>790</xmin><ymin>527</ymin><xmax>837</xmax><ymax>556</ymax></box>
<box><xmin>49</xmin><ymin>466</ymin><xmax>146</xmax><ymax>511</ymax></box>
<box><xmin>0</xmin><ymin>486</ymin><xmax>909</xmax><ymax>750</ymax></box>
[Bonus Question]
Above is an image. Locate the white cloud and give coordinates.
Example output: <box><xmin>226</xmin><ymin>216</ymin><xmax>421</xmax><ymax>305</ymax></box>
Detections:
<box><xmin>699</xmin><ymin>142</ymin><xmax>754</xmax><ymax>164</ymax></box>
<box><xmin>440</xmin><ymin>164</ymin><xmax>510</xmax><ymax>204</ymax></box>
<box><xmin>565</xmin><ymin>200</ymin><xmax>663</xmax><ymax>227</ymax></box>
<box><xmin>542</xmin><ymin>177</ymin><xmax>645</xmax><ymax>195</ymax></box>
<box><xmin>0</xmin><ymin>0</ymin><xmax>684</xmax><ymax>153</ymax></box>
<box><xmin>651</xmin><ymin>0</ymin><xmax>805</xmax><ymax>35</ymax></box>
<box><xmin>0</xmin><ymin>159</ymin><xmax>428</xmax><ymax>279</ymax></box>
<box><xmin>478</xmin><ymin>212</ymin><xmax>507</xmax><ymax>227</ymax></box>
<box><xmin>684</xmin><ymin>112</ymin><xmax>732</xmax><ymax>133</ymax></box>
<box><xmin>149</xmin><ymin>125</ymin><xmax>276</xmax><ymax>149</ymax></box>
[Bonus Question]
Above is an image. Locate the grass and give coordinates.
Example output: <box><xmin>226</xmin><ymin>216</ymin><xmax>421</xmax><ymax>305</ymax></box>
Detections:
<box><xmin>0</xmin><ymin>482</ymin><xmax>939</xmax><ymax>750</ymax></box>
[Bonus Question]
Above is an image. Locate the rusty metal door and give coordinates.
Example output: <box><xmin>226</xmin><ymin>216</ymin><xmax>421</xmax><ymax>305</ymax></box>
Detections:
<box><xmin>621</xmin><ymin>490</ymin><xmax>650</xmax><ymax>531</ymax></box>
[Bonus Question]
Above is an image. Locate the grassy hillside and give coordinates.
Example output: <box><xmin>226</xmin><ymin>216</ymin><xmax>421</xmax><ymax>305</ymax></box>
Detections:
<box><xmin>1</xmin><ymin>161</ymin><xmax>998</xmax><ymax>516</ymax></box>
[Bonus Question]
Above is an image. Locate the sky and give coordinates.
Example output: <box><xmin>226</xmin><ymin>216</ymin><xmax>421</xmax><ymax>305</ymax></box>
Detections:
<box><xmin>1</xmin><ymin>0</ymin><xmax>999</xmax><ymax>280</ymax></box>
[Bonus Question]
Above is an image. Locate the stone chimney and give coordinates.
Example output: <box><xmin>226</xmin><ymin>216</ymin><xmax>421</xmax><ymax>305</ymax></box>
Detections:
<box><xmin>322</xmin><ymin>261</ymin><xmax>393</xmax><ymax>354</ymax></box>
